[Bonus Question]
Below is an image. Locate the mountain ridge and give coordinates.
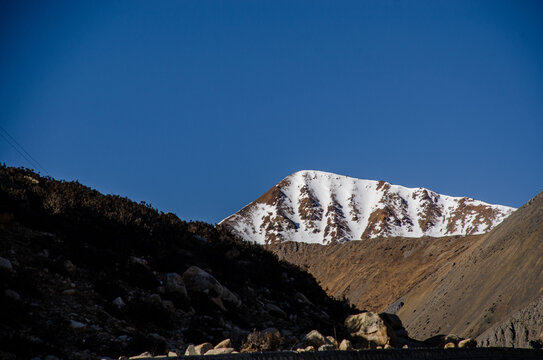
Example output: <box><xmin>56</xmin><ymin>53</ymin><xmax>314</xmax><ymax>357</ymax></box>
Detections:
<box><xmin>221</xmin><ymin>170</ymin><xmax>515</xmax><ymax>245</ymax></box>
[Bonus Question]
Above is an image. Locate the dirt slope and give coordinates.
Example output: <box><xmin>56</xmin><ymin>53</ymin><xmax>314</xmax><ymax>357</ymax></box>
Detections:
<box><xmin>398</xmin><ymin>191</ymin><xmax>543</xmax><ymax>341</ymax></box>
<box><xmin>268</xmin><ymin>234</ymin><xmax>483</xmax><ymax>313</ymax></box>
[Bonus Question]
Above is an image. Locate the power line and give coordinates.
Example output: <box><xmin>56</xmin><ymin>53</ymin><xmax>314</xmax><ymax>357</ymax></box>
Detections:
<box><xmin>0</xmin><ymin>125</ymin><xmax>49</xmax><ymax>174</ymax></box>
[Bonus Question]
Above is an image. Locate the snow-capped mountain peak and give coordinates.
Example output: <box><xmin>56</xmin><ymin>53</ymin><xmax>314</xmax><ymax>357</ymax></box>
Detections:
<box><xmin>219</xmin><ymin>170</ymin><xmax>516</xmax><ymax>245</ymax></box>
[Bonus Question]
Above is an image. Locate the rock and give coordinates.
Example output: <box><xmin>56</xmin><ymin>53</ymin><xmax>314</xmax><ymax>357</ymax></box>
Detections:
<box><xmin>129</xmin><ymin>257</ymin><xmax>148</xmax><ymax>266</ymax></box>
<box><xmin>339</xmin><ymin>339</ymin><xmax>353</xmax><ymax>351</ymax></box>
<box><xmin>376</xmin><ymin>346</ymin><xmax>383</xmax><ymax>349</ymax></box>
<box><xmin>184</xmin><ymin>345</ymin><xmax>197</xmax><ymax>356</ymax></box>
<box><xmin>326</xmin><ymin>336</ymin><xmax>338</xmax><ymax>347</ymax></box>
<box><xmin>129</xmin><ymin>352</ymin><xmax>152</xmax><ymax>359</ymax></box>
<box><xmin>113</xmin><ymin>297</ymin><xmax>126</xmax><ymax>309</ymax></box>
<box><xmin>62</xmin><ymin>289</ymin><xmax>76</xmax><ymax>296</ymax></box>
<box><xmin>345</xmin><ymin>312</ymin><xmax>396</xmax><ymax>346</ymax></box>
<box><xmin>297</xmin><ymin>346</ymin><xmax>315</xmax><ymax>352</ymax></box>
<box><xmin>320</xmin><ymin>310</ymin><xmax>330</xmax><ymax>320</ymax></box>
<box><xmin>4</xmin><ymin>289</ymin><xmax>21</xmax><ymax>301</ymax></box>
<box><xmin>204</xmin><ymin>348</ymin><xmax>234</xmax><ymax>355</ymax></box>
<box><xmin>261</xmin><ymin>327</ymin><xmax>280</xmax><ymax>336</ymax></box>
<box><xmin>182</xmin><ymin>266</ymin><xmax>241</xmax><ymax>308</ymax></box>
<box><xmin>0</xmin><ymin>256</ymin><xmax>13</xmax><ymax>271</ymax></box>
<box><xmin>402</xmin><ymin>345</ymin><xmax>409</xmax><ymax>349</ymax></box>
<box><xmin>444</xmin><ymin>342</ymin><xmax>456</xmax><ymax>349</ymax></box>
<box><xmin>167</xmin><ymin>351</ymin><xmax>178</xmax><ymax>357</ymax></box>
<box><xmin>265</xmin><ymin>303</ymin><xmax>286</xmax><ymax>318</ymax></box>
<box><xmin>444</xmin><ymin>334</ymin><xmax>461</xmax><ymax>345</ymax></box>
<box><xmin>458</xmin><ymin>338</ymin><xmax>477</xmax><ymax>348</ymax></box>
<box><xmin>303</xmin><ymin>330</ymin><xmax>328</xmax><ymax>348</ymax></box>
<box><xmin>148</xmin><ymin>293</ymin><xmax>162</xmax><ymax>304</ymax></box>
<box><xmin>165</xmin><ymin>273</ymin><xmax>188</xmax><ymax>297</ymax></box>
<box><xmin>384</xmin><ymin>344</ymin><xmax>393</xmax><ymax>349</ymax></box>
<box><xmin>318</xmin><ymin>344</ymin><xmax>336</xmax><ymax>351</ymax></box>
<box><xmin>64</xmin><ymin>260</ymin><xmax>76</xmax><ymax>272</ymax></box>
<box><xmin>162</xmin><ymin>300</ymin><xmax>175</xmax><ymax>310</ymax></box>
<box><xmin>295</xmin><ymin>292</ymin><xmax>312</xmax><ymax>305</ymax></box>
<box><xmin>70</xmin><ymin>320</ymin><xmax>86</xmax><ymax>329</ymax></box>
<box><xmin>214</xmin><ymin>339</ymin><xmax>232</xmax><ymax>349</ymax></box>
<box><xmin>194</xmin><ymin>342</ymin><xmax>213</xmax><ymax>355</ymax></box>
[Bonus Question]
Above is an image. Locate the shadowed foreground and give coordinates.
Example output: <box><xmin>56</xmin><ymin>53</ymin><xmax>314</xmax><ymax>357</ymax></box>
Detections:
<box><xmin>160</xmin><ymin>348</ymin><xmax>542</xmax><ymax>360</ymax></box>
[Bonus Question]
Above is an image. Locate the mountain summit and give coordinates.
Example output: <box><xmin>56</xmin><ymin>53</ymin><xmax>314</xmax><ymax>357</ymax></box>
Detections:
<box><xmin>220</xmin><ymin>170</ymin><xmax>515</xmax><ymax>244</ymax></box>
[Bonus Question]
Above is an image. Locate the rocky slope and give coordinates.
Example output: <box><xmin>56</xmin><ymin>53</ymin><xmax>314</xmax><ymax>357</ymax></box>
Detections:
<box><xmin>477</xmin><ymin>295</ymin><xmax>543</xmax><ymax>348</ymax></box>
<box><xmin>397</xmin><ymin>191</ymin><xmax>543</xmax><ymax>343</ymax></box>
<box><xmin>0</xmin><ymin>166</ymin><xmax>354</xmax><ymax>359</ymax></box>
<box><xmin>220</xmin><ymin>170</ymin><xmax>515</xmax><ymax>245</ymax></box>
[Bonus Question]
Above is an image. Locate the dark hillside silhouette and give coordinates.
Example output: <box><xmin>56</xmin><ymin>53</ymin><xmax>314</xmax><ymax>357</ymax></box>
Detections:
<box><xmin>0</xmin><ymin>166</ymin><xmax>353</xmax><ymax>359</ymax></box>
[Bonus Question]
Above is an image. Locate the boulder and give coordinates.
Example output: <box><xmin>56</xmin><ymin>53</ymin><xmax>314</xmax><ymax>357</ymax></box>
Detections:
<box><xmin>214</xmin><ymin>339</ymin><xmax>232</xmax><ymax>349</ymax></box>
<box><xmin>318</xmin><ymin>344</ymin><xmax>335</xmax><ymax>351</ymax></box>
<box><xmin>0</xmin><ymin>256</ymin><xmax>13</xmax><ymax>271</ymax></box>
<box><xmin>70</xmin><ymin>320</ymin><xmax>86</xmax><ymax>329</ymax></box>
<box><xmin>194</xmin><ymin>342</ymin><xmax>213</xmax><ymax>355</ymax></box>
<box><xmin>444</xmin><ymin>334</ymin><xmax>461</xmax><ymax>345</ymax></box>
<box><xmin>165</xmin><ymin>273</ymin><xmax>188</xmax><ymax>297</ymax></box>
<box><xmin>265</xmin><ymin>303</ymin><xmax>286</xmax><ymax>318</ymax></box>
<box><xmin>4</xmin><ymin>289</ymin><xmax>21</xmax><ymax>301</ymax></box>
<box><xmin>458</xmin><ymin>338</ymin><xmax>477</xmax><ymax>348</ymax></box>
<box><xmin>204</xmin><ymin>348</ymin><xmax>234</xmax><ymax>355</ymax></box>
<box><xmin>345</xmin><ymin>312</ymin><xmax>396</xmax><ymax>346</ymax></box>
<box><xmin>295</xmin><ymin>292</ymin><xmax>312</xmax><ymax>305</ymax></box>
<box><xmin>112</xmin><ymin>297</ymin><xmax>126</xmax><ymax>309</ymax></box>
<box><xmin>184</xmin><ymin>345</ymin><xmax>197</xmax><ymax>356</ymax></box>
<box><xmin>326</xmin><ymin>336</ymin><xmax>338</xmax><ymax>347</ymax></box>
<box><xmin>339</xmin><ymin>339</ymin><xmax>353</xmax><ymax>351</ymax></box>
<box><xmin>129</xmin><ymin>352</ymin><xmax>152</xmax><ymax>359</ymax></box>
<box><xmin>303</xmin><ymin>330</ymin><xmax>328</xmax><ymax>348</ymax></box>
<box><xmin>64</xmin><ymin>260</ymin><xmax>76</xmax><ymax>273</ymax></box>
<box><xmin>182</xmin><ymin>266</ymin><xmax>241</xmax><ymax>309</ymax></box>
<box><xmin>444</xmin><ymin>342</ymin><xmax>456</xmax><ymax>349</ymax></box>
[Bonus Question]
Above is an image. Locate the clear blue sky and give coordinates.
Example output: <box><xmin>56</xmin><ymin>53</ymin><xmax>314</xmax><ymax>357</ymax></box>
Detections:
<box><xmin>1</xmin><ymin>1</ymin><xmax>542</xmax><ymax>223</ymax></box>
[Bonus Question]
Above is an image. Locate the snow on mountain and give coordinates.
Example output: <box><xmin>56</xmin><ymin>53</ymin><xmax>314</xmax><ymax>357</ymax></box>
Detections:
<box><xmin>219</xmin><ymin>170</ymin><xmax>516</xmax><ymax>245</ymax></box>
